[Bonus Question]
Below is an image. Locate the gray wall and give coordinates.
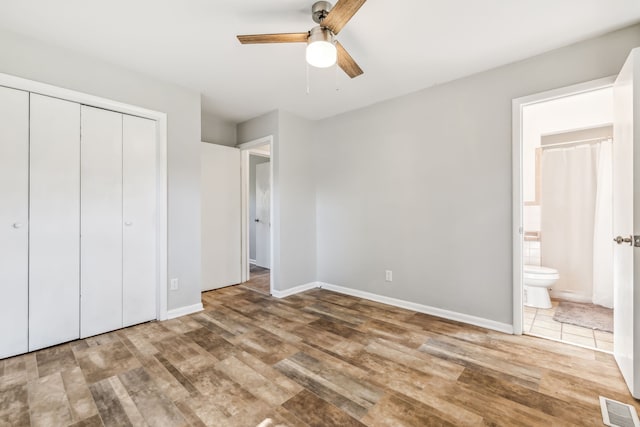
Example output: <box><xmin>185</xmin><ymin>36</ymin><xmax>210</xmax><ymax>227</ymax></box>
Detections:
<box><xmin>249</xmin><ymin>154</ymin><xmax>270</xmax><ymax>261</ymax></box>
<box><xmin>313</xmin><ymin>24</ymin><xmax>640</xmax><ymax>325</ymax></box>
<box><xmin>278</xmin><ymin>111</ymin><xmax>317</xmax><ymax>288</ymax></box>
<box><xmin>0</xmin><ymin>29</ymin><xmax>202</xmax><ymax>311</ymax></box>
<box><xmin>237</xmin><ymin>110</ymin><xmax>316</xmax><ymax>291</ymax></box>
<box><xmin>201</xmin><ymin>109</ymin><xmax>237</xmax><ymax>146</ymax></box>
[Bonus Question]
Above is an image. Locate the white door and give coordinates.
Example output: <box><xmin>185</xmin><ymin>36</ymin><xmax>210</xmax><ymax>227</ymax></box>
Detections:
<box><xmin>29</xmin><ymin>94</ymin><xmax>81</xmax><ymax>351</ymax></box>
<box><xmin>255</xmin><ymin>162</ymin><xmax>271</xmax><ymax>269</ymax></box>
<box><xmin>613</xmin><ymin>47</ymin><xmax>640</xmax><ymax>398</ymax></box>
<box><xmin>201</xmin><ymin>143</ymin><xmax>241</xmax><ymax>291</ymax></box>
<box><xmin>81</xmin><ymin>106</ymin><xmax>123</xmax><ymax>338</ymax></box>
<box><xmin>122</xmin><ymin>115</ymin><xmax>157</xmax><ymax>327</ymax></box>
<box><xmin>0</xmin><ymin>87</ymin><xmax>29</xmax><ymax>358</ymax></box>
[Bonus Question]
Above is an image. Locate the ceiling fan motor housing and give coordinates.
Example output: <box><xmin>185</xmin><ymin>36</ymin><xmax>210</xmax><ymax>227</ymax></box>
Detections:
<box><xmin>308</xmin><ymin>26</ymin><xmax>334</xmax><ymax>44</ymax></box>
<box><xmin>312</xmin><ymin>1</ymin><xmax>333</xmax><ymax>23</ymax></box>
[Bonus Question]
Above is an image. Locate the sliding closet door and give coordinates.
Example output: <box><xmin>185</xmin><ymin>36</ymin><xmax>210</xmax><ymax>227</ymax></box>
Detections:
<box><xmin>122</xmin><ymin>115</ymin><xmax>157</xmax><ymax>326</ymax></box>
<box><xmin>29</xmin><ymin>94</ymin><xmax>81</xmax><ymax>351</ymax></box>
<box><xmin>0</xmin><ymin>87</ymin><xmax>29</xmax><ymax>358</ymax></box>
<box><xmin>81</xmin><ymin>106</ymin><xmax>123</xmax><ymax>338</ymax></box>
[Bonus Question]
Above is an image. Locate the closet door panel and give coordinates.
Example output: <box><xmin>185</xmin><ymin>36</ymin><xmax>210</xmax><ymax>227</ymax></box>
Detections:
<box><xmin>0</xmin><ymin>87</ymin><xmax>29</xmax><ymax>358</ymax></box>
<box><xmin>122</xmin><ymin>115</ymin><xmax>157</xmax><ymax>327</ymax></box>
<box><xmin>81</xmin><ymin>106</ymin><xmax>123</xmax><ymax>338</ymax></box>
<box><xmin>29</xmin><ymin>94</ymin><xmax>81</xmax><ymax>351</ymax></box>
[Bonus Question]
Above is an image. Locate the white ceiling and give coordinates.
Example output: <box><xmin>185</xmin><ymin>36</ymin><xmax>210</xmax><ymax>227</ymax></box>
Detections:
<box><xmin>1</xmin><ymin>1</ymin><xmax>639</xmax><ymax>123</ymax></box>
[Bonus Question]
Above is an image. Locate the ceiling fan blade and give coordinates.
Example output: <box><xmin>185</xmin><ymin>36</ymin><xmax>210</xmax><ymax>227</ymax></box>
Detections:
<box><xmin>322</xmin><ymin>0</ymin><xmax>366</xmax><ymax>35</ymax></box>
<box><xmin>336</xmin><ymin>41</ymin><xmax>363</xmax><ymax>78</ymax></box>
<box><xmin>237</xmin><ymin>32</ymin><xmax>309</xmax><ymax>44</ymax></box>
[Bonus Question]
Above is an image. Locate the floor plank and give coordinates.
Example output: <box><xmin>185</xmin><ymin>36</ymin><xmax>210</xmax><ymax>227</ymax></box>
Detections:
<box><xmin>0</xmin><ymin>286</ymin><xmax>638</xmax><ymax>426</ymax></box>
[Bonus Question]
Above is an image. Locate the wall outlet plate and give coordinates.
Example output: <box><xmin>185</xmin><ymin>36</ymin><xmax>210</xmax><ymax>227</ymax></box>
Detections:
<box><xmin>170</xmin><ymin>278</ymin><xmax>179</xmax><ymax>290</ymax></box>
<box><xmin>385</xmin><ymin>270</ymin><xmax>392</xmax><ymax>282</ymax></box>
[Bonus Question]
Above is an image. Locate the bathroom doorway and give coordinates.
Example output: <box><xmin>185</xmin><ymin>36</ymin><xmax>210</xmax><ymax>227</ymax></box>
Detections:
<box><xmin>513</xmin><ymin>79</ymin><xmax>615</xmax><ymax>351</ymax></box>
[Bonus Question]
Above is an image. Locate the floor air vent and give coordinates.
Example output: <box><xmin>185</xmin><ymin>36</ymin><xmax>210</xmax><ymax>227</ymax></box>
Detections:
<box><xmin>600</xmin><ymin>396</ymin><xmax>640</xmax><ymax>427</ymax></box>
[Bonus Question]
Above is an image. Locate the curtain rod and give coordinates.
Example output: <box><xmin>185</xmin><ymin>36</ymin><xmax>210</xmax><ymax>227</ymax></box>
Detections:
<box><xmin>541</xmin><ymin>136</ymin><xmax>612</xmax><ymax>150</ymax></box>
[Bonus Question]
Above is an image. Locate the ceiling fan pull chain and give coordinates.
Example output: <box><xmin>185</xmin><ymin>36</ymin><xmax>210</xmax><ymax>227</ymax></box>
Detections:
<box><xmin>306</xmin><ymin>61</ymin><xmax>311</xmax><ymax>94</ymax></box>
<box><xmin>335</xmin><ymin>59</ymin><xmax>340</xmax><ymax>92</ymax></box>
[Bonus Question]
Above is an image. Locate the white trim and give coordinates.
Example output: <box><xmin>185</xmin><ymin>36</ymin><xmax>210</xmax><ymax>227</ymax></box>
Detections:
<box><xmin>0</xmin><ymin>72</ymin><xmax>169</xmax><ymax>322</ymax></box>
<box><xmin>249</xmin><ymin>151</ymin><xmax>270</xmax><ymax>159</ymax></box>
<box><xmin>549</xmin><ymin>290</ymin><xmax>593</xmax><ymax>304</ymax></box>
<box><xmin>0</xmin><ymin>72</ymin><xmax>167</xmax><ymax>120</ymax></box>
<box><xmin>271</xmin><ymin>282</ymin><xmax>320</xmax><ymax>298</ymax></box>
<box><xmin>512</xmin><ymin>98</ymin><xmax>524</xmax><ymax>335</ymax></box>
<box><xmin>156</xmin><ymin>116</ymin><xmax>168</xmax><ymax>321</ymax></box>
<box><xmin>239</xmin><ymin>136</ymin><xmax>274</xmax><ymax>293</ymax></box>
<box><xmin>241</xmin><ymin>149</ymin><xmax>250</xmax><ymax>283</ymax></box>
<box><xmin>511</xmin><ymin>75</ymin><xmax>616</xmax><ymax>335</ymax></box>
<box><xmin>249</xmin><ymin>259</ymin><xmax>257</xmax><ymax>265</ymax></box>
<box><xmin>166</xmin><ymin>303</ymin><xmax>204</xmax><ymax>320</ymax></box>
<box><xmin>271</xmin><ymin>281</ymin><xmax>513</xmax><ymax>334</ymax></box>
<box><xmin>319</xmin><ymin>283</ymin><xmax>514</xmax><ymax>334</ymax></box>
<box><xmin>238</xmin><ymin>136</ymin><xmax>272</xmax><ymax>150</ymax></box>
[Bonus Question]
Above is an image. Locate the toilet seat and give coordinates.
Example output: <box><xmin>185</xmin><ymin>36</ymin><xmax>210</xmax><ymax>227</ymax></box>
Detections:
<box><xmin>524</xmin><ymin>265</ymin><xmax>559</xmax><ymax>284</ymax></box>
<box><xmin>524</xmin><ymin>265</ymin><xmax>559</xmax><ymax>276</ymax></box>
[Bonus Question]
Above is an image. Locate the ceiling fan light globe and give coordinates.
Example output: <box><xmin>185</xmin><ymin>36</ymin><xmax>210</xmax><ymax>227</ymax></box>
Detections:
<box><xmin>306</xmin><ymin>40</ymin><xmax>337</xmax><ymax>68</ymax></box>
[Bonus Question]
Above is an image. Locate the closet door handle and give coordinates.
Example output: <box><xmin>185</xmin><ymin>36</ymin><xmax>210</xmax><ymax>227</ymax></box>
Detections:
<box><xmin>12</xmin><ymin>222</ymin><xmax>23</xmax><ymax>229</ymax></box>
<box><xmin>124</xmin><ymin>221</ymin><xmax>133</xmax><ymax>226</ymax></box>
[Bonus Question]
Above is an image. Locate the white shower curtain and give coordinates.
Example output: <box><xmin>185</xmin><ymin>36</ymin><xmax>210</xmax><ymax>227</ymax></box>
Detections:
<box><xmin>592</xmin><ymin>140</ymin><xmax>613</xmax><ymax>308</ymax></box>
<box><xmin>540</xmin><ymin>140</ymin><xmax>613</xmax><ymax>308</ymax></box>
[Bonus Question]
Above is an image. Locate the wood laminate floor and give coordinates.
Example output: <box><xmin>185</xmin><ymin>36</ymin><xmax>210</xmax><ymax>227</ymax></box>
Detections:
<box><xmin>1</xmin><ymin>286</ymin><xmax>638</xmax><ymax>426</ymax></box>
<box><xmin>240</xmin><ymin>265</ymin><xmax>270</xmax><ymax>295</ymax></box>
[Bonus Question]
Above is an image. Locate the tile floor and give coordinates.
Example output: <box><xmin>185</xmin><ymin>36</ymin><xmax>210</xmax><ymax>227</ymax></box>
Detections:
<box><xmin>524</xmin><ymin>300</ymin><xmax>613</xmax><ymax>351</ymax></box>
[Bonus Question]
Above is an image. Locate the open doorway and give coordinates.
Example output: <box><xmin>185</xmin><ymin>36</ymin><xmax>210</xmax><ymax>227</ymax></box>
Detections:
<box><xmin>239</xmin><ymin>136</ymin><xmax>273</xmax><ymax>295</ymax></box>
<box><xmin>513</xmin><ymin>79</ymin><xmax>615</xmax><ymax>351</ymax></box>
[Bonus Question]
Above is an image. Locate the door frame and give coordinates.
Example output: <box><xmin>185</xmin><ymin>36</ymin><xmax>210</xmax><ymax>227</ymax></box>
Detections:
<box><xmin>252</xmin><ymin>153</ymin><xmax>271</xmax><ymax>269</ymax></box>
<box><xmin>0</xmin><ymin>72</ymin><xmax>169</xmax><ymax>321</ymax></box>
<box><xmin>238</xmin><ymin>136</ymin><xmax>274</xmax><ymax>294</ymax></box>
<box><xmin>511</xmin><ymin>76</ymin><xmax>615</xmax><ymax>334</ymax></box>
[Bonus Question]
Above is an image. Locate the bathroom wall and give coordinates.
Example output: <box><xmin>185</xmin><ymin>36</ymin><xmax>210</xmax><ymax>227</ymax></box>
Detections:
<box><xmin>523</xmin><ymin>240</ymin><xmax>541</xmax><ymax>266</ymax></box>
<box><xmin>523</xmin><ymin>206</ymin><xmax>541</xmax><ymax>266</ymax></box>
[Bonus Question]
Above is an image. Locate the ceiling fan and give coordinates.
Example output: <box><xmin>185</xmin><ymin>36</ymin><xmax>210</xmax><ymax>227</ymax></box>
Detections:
<box><xmin>237</xmin><ymin>0</ymin><xmax>366</xmax><ymax>78</ymax></box>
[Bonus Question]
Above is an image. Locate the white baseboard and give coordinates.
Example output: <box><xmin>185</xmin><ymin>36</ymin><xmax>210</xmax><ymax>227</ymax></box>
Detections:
<box><xmin>549</xmin><ymin>290</ymin><xmax>592</xmax><ymax>304</ymax></box>
<box><xmin>263</xmin><ymin>280</ymin><xmax>513</xmax><ymax>334</ymax></box>
<box><xmin>166</xmin><ymin>302</ymin><xmax>204</xmax><ymax>320</ymax></box>
<box><xmin>271</xmin><ymin>282</ymin><xmax>321</xmax><ymax>298</ymax></box>
<box><xmin>318</xmin><ymin>282</ymin><xmax>514</xmax><ymax>334</ymax></box>
<box><xmin>249</xmin><ymin>259</ymin><xmax>256</xmax><ymax>265</ymax></box>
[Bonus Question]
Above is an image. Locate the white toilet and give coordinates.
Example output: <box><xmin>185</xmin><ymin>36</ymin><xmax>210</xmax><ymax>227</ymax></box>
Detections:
<box><xmin>523</xmin><ymin>265</ymin><xmax>559</xmax><ymax>309</ymax></box>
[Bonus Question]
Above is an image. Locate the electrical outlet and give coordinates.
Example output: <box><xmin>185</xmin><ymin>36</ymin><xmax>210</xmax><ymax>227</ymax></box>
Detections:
<box><xmin>170</xmin><ymin>278</ymin><xmax>179</xmax><ymax>291</ymax></box>
<box><xmin>385</xmin><ymin>270</ymin><xmax>393</xmax><ymax>282</ymax></box>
